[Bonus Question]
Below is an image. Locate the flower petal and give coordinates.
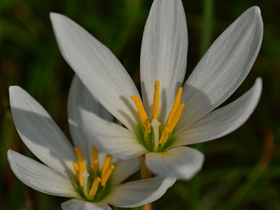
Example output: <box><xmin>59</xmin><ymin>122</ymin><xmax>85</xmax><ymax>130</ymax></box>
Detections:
<box><xmin>140</xmin><ymin>0</ymin><xmax>188</xmax><ymax>122</ymax></box>
<box><xmin>50</xmin><ymin>13</ymin><xmax>140</xmax><ymax>132</ymax></box>
<box><xmin>62</xmin><ymin>199</ymin><xmax>111</xmax><ymax>210</ymax></box>
<box><xmin>9</xmin><ymin>86</ymin><xmax>75</xmax><ymax>177</ymax></box>
<box><xmin>178</xmin><ymin>6</ymin><xmax>263</xmax><ymax>129</ymax></box>
<box><xmin>146</xmin><ymin>147</ymin><xmax>204</xmax><ymax>180</ymax></box>
<box><xmin>7</xmin><ymin>150</ymin><xmax>78</xmax><ymax>198</ymax></box>
<box><xmin>110</xmin><ymin>158</ymin><xmax>140</xmax><ymax>186</ymax></box>
<box><xmin>68</xmin><ymin>75</ymin><xmax>113</xmax><ymax>166</ymax></box>
<box><xmin>79</xmin><ymin>108</ymin><xmax>146</xmax><ymax>159</ymax></box>
<box><xmin>174</xmin><ymin>78</ymin><xmax>262</xmax><ymax>146</ymax></box>
<box><xmin>103</xmin><ymin>176</ymin><xmax>175</xmax><ymax>208</ymax></box>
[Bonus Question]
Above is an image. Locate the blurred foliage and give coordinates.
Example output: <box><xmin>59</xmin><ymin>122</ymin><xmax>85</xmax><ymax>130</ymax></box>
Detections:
<box><xmin>1</xmin><ymin>0</ymin><xmax>280</xmax><ymax>209</ymax></box>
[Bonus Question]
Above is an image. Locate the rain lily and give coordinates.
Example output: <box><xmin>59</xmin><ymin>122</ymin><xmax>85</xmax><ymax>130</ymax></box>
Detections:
<box><xmin>8</xmin><ymin>76</ymin><xmax>175</xmax><ymax>210</ymax></box>
<box><xmin>50</xmin><ymin>0</ymin><xmax>263</xmax><ymax>180</ymax></box>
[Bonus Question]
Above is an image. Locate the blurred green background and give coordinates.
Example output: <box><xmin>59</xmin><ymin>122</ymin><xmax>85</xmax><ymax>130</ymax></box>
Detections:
<box><xmin>1</xmin><ymin>0</ymin><xmax>279</xmax><ymax>209</ymax></box>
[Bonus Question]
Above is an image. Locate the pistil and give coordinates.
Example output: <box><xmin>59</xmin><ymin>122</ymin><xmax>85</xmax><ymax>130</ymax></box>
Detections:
<box><xmin>152</xmin><ymin>80</ymin><xmax>160</xmax><ymax>120</ymax></box>
<box><xmin>82</xmin><ymin>171</ymin><xmax>91</xmax><ymax>200</ymax></box>
<box><xmin>151</xmin><ymin>80</ymin><xmax>161</xmax><ymax>151</ymax></box>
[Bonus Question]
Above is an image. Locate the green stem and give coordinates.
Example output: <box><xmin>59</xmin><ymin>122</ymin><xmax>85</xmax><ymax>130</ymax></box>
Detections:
<box><xmin>138</xmin><ymin>155</ymin><xmax>153</xmax><ymax>210</ymax></box>
<box><xmin>139</xmin><ymin>155</ymin><xmax>153</xmax><ymax>179</ymax></box>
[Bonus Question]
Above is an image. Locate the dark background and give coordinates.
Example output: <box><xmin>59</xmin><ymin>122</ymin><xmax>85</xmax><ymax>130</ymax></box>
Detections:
<box><xmin>1</xmin><ymin>0</ymin><xmax>279</xmax><ymax>209</ymax></box>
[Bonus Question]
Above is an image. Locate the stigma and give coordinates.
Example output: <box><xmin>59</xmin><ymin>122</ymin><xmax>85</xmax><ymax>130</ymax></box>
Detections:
<box><xmin>73</xmin><ymin>146</ymin><xmax>115</xmax><ymax>200</ymax></box>
<box><xmin>131</xmin><ymin>80</ymin><xmax>184</xmax><ymax>151</ymax></box>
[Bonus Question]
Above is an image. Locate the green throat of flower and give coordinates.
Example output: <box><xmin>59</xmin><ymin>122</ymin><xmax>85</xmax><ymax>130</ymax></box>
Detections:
<box><xmin>131</xmin><ymin>80</ymin><xmax>184</xmax><ymax>152</ymax></box>
<box><xmin>73</xmin><ymin>146</ymin><xmax>114</xmax><ymax>202</ymax></box>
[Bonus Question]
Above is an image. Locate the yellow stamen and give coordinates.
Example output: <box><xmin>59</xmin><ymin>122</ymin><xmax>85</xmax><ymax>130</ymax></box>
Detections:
<box><xmin>130</xmin><ymin>81</ymin><xmax>185</xmax><ymax>148</ymax></box>
<box><xmin>152</xmin><ymin>80</ymin><xmax>160</xmax><ymax>119</ymax></box>
<box><xmin>101</xmin><ymin>165</ymin><xmax>115</xmax><ymax>186</ymax></box>
<box><xmin>166</xmin><ymin>87</ymin><xmax>183</xmax><ymax>126</ymax></box>
<box><xmin>159</xmin><ymin>103</ymin><xmax>185</xmax><ymax>145</ymax></box>
<box><xmin>89</xmin><ymin>177</ymin><xmax>101</xmax><ymax>197</ymax></box>
<box><xmin>101</xmin><ymin>155</ymin><xmax>112</xmax><ymax>176</ymax></box>
<box><xmin>159</xmin><ymin>97</ymin><xmax>185</xmax><ymax>146</ymax></box>
<box><xmin>72</xmin><ymin>146</ymin><xmax>116</xmax><ymax>200</ymax></box>
<box><xmin>131</xmin><ymin>95</ymin><xmax>151</xmax><ymax>133</ymax></box>
<box><xmin>167</xmin><ymin>103</ymin><xmax>185</xmax><ymax>132</ymax></box>
<box><xmin>73</xmin><ymin>162</ymin><xmax>84</xmax><ymax>186</ymax></box>
<box><xmin>74</xmin><ymin>147</ymin><xmax>87</xmax><ymax>172</ymax></box>
<box><xmin>92</xmin><ymin>146</ymin><xmax>99</xmax><ymax>173</ymax></box>
<box><xmin>159</xmin><ymin>127</ymin><xmax>169</xmax><ymax>145</ymax></box>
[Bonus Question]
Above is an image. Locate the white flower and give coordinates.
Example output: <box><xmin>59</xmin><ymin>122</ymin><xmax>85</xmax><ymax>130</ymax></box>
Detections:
<box><xmin>50</xmin><ymin>0</ymin><xmax>263</xmax><ymax>180</ymax></box>
<box><xmin>8</xmin><ymin>76</ymin><xmax>175</xmax><ymax>210</ymax></box>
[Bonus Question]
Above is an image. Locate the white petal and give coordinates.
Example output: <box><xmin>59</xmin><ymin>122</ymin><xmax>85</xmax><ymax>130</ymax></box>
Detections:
<box><xmin>103</xmin><ymin>176</ymin><xmax>175</xmax><ymax>208</ymax></box>
<box><xmin>140</xmin><ymin>0</ymin><xmax>188</xmax><ymax>122</ymax></box>
<box><xmin>62</xmin><ymin>199</ymin><xmax>111</xmax><ymax>210</ymax></box>
<box><xmin>178</xmin><ymin>6</ymin><xmax>263</xmax><ymax>129</ymax></box>
<box><xmin>146</xmin><ymin>147</ymin><xmax>204</xmax><ymax>180</ymax></box>
<box><xmin>68</xmin><ymin>75</ymin><xmax>113</xmax><ymax>166</ymax></box>
<box><xmin>110</xmin><ymin>158</ymin><xmax>140</xmax><ymax>186</ymax></box>
<box><xmin>79</xmin><ymin>108</ymin><xmax>146</xmax><ymax>159</ymax></box>
<box><xmin>9</xmin><ymin>86</ymin><xmax>75</xmax><ymax>177</ymax></box>
<box><xmin>8</xmin><ymin>150</ymin><xmax>78</xmax><ymax>198</ymax></box>
<box><xmin>50</xmin><ymin>13</ymin><xmax>140</xmax><ymax>132</ymax></box>
<box><xmin>174</xmin><ymin>78</ymin><xmax>262</xmax><ymax>146</ymax></box>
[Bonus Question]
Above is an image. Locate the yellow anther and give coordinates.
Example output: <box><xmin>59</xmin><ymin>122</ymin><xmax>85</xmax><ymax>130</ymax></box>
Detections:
<box><xmin>166</xmin><ymin>87</ymin><xmax>183</xmax><ymax>126</ymax></box>
<box><xmin>89</xmin><ymin>177</ymin><xmax>101</xmax><ymax>197</ymax></box>
<box><xmin>74</xmin><ymin>147</ymin><xmax>87</xmax><ymax>172</ymax></box>
<box><xmin>167</xmin><ymin>103</ymin><xmax>185</xmax><ymax>132</ymax></box>
<box><xmin>152</xmin><ymin>80</ymin><xmax>160</xmax><ymax>119</ymax></box>
<box><xmin>159</xmin><ymin>103</ymin><xmax>185</xmax><ymax>146</ymax></box>
<box><xmin>131</xmin><ymin>95</ymin><xmax>151</xmax><ymax>132</ymax></box>
<box><xmin>158</xmin><ymin>127</ymin><xmax>169</xmax><ymax>145</ymax></box>
<box><xmin>73</xmin><ymin>162</ymin><xmax>84</xmax><ymax>186</ymax></box>
<box><xmin>92</xmin><ymin>146</ymin><xmax>99</xmax><ymax>173</ymax></box>
<box><xmin>101</xmin><ymin>165</ymin><xmax>115</xmax><ymax>186</ymax></box>
<box><xmin>159</xmin><ymin>85</ymin><xmax>185</xmax><ymax>146</ymax></box>
<box><xmin>101</xmin><ymin>155</ymin><xmax>112</xmax><ymax>176</ymax></box>
<box><xmin>73</xmin><ymin>146</ymin><xmax>116</xmax><ymax>199</ymax></box>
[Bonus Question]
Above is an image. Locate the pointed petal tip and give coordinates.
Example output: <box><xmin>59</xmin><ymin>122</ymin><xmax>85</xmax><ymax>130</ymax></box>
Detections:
<box><xmin>175</xmin><ymin>77</ymin><xmax>263</xmax><ymax>146</ymax></box>
<box><xmin>250</xmin><ymin>6</ymin><xmax>261</xmax><ymax>15</ymax></box>
<box><xmin>9</xmin><ymin>85</ymin><xmax>20</xmax><ymax>94</ymax></box>
<box><xmin>8</xmin><ymin>86</ymin><xmax>14</xmax><ymax>95</ymax></box>
<box><xmin>50</xmin><ymin>13</ymin><xmax>70</xmax><ymax>28</ymax></box>
<box><xmin>7</xmin><ymin>149</ymin><xmax>14</xmax><ymax>158</ymax></box>
<box><xmin>50</xmin><ymin>12</ymin><xmax>61</xmax><ymax>20</ymax></box>
<box><xmin>252</xmin><ymin>77</ymin><xmax>262</xmax><ymax>99</ymax></box>
<box><xmin>246</xmin><ymin>6</ymin><xmax>262</xmax><ymax>23</ymax></box>
<box><xmin>9</xmin><ymin>86</ymin><xmax>24</xmax><ymax>105</ymax></box>
<box><xmin>255</xmin><ymin>77</ymin><xmax>262</xmax><ymax>85</ymax></box>
<box><xmin>8</xmin><ymin>150</ymin><xmax>79</xmax><ymax>198</ymax></box>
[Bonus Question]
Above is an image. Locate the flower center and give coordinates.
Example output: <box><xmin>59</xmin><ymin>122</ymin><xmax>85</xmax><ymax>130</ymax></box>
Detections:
<box><xmin>73</xmin><ymin>146</ymin><xmax>115</xmax><ymax>201</ymax></box>
<box><xmin>131</xmin><ymin>80</ymin><xmax>185</xmax><ymax>152</ymax></box>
